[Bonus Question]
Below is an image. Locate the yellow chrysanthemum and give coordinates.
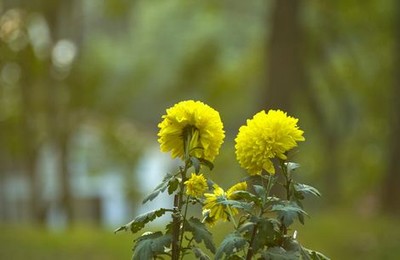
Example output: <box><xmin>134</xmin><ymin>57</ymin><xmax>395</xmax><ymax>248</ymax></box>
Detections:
<box><xmin>235</xmin><ymin>109</ymin><xmax>305</xmax><ymax>175</ymax></box>
<box><xmin>184</xmin><ymin>173</ymin><xmax>208</xmax><ymax>198</ymax></box>
<box><xmin>226</xmin><ymin>181</ymin><xmax>247</xmax><ymax>200</ymax></box>
<box><xmin>202</xmin><ymin>182</ymin><xmax>247</xmax><ymax>224</ymax></box>
<box><xmin>158</xmin><ymin>100</ymin><xmax>225</xmax><ymax>162</ymax></box>
<box><xmin>203</xmin><ymin>184</ymin><xmax>232</xmax><ymax>222</ymax></box>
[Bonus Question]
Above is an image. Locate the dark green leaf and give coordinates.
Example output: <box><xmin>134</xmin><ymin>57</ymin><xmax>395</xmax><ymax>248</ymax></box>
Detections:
<box><xmin>253</xmin><ymin>185</ymin><xmax>266</xmax><ymax>198</ymax></box>
<box><xmin>234</xmin><ymin>190</ymin><xmax>262</xmax><ymax>206</ymax></box>
<box><xmin>218</xmin><ymin>199</ymin><xmax>252</xmax><ymax>212</ymax></box>
<box><xmin>143</xmin><ymin>172</ymin><xmax>176</xmax><ymax>203</ymax></box>
<box><xmin>301</xmin><ymin>247</ymin><xmax>331</xmax><ymax>260</ymax></box>
<box><xmin>261</xmin><ymin>246</ymin><xmax>300</xmax><ymax>260</ymax></box>
<box><xmin>271</xmin><ymin>202</ymin><xmax>308</xmax><ymax>227</ymax></box>
<box><xmin>191</xmin><ymin>246</ymin><xmax>211</xmax><ymax>260</ymax></box>
<box><xmin>252</xmin><ymin>218</ymin><xmax>280</xmax><ymax>251</ymax></box>
<box><xmin>168</xmin><ymin>177</ymin><xmax>179</xmax><ymax>194</ymax></box>
<box><xmin>132</xmin><ymin>231</ymin><xmax>171</xmax><ymax>260</ymax></box>
<box><xmin>114</xmin><ymin>208</ymin><xmax>168</xmax><ymax>234</ymax></box>
<box><xmin>199</xmin><ymin>158</ymin><xmax>214</xmax><ymax>170</ymax></box>
<box><xmin>215</xmin><ymin>232</ymin><xmax>247</xmax><ymax>260</ymax></box>
<box><xmin>186</xmin><ymin>217</ymin><xmax>216</xmax><ymax>253</ymax></box>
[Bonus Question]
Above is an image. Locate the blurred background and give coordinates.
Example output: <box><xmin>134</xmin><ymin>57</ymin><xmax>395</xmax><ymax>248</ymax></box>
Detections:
<box><xmin>1</xmin><ymin>0</ymin><xmax>399</xmax><ymax>259</ymax></box>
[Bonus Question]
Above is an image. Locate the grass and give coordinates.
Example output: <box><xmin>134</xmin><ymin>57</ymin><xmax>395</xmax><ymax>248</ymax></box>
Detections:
<box><xmin>1</xmin><ymin>209</ymin><xmax>399</xmax><ymax>259</ymax></box>
<box><xmin>0</xmin><ymin>224</ymin><xmax>133</xmax><ymax>260</ymax></box>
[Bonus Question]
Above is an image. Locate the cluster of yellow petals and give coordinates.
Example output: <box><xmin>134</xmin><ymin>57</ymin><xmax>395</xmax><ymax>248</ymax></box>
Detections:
<box><xmin>235</xmin><ymin>110</ymin><xmax>305</xmax><ymax>175</ymax></box>
<box><xmin>184</xmin><ymin>173</ymin><xmax>208</xmax><ymax>198</ymax></box>
<box><xmin>202</xmin><ymin>182</ymin><xmax>247</xmax><ymax>224</ymax></box>
<box><xmin>158</xmin><ymin>100</ymin><xmax>225</xmax><ymax>162</ymax></box>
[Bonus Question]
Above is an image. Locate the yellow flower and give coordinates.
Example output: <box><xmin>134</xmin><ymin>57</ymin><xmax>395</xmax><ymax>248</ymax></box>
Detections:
<box><xmin>202</xmin><ymin>182</ymin><xmax>247</xmax><ymax>224</ymax></box>
<box><xmin>235</xmin><ymin>110</ymin><xmax>305</xmax><ymax>175</ymax></box>
<box><xmin>226</xmin><ymin>181</ymin><xmax>247</xmax><ymax>200</ymax></box>
<box><xmin>158</xmin><ymin>100</ymin><xmax>225</xmax><ymax>162</ymax></box>
<box><xmin>184</xmin><ymin>173</ymin><xmax>208</xmax><ymax>197</ymax></box>
<box><xmin>203</xmin><ymin>184</ymin><xmax>232</xmax><ymax>222</ymax></box>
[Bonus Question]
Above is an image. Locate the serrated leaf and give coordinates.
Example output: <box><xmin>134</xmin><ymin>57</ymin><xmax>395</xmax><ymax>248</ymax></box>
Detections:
<box><xmin>251</xmin><ymin>218</ymin><xmax>280</xmax><ymax>251</ymax></box>
<box><xmin>215</xmin><ymin>232</ymin><xmax>247</xmax><ymax>260</ymax></box>
<box><xmin>186</xmin><ymin>217</ymin><xmax>216</xmax><ymax>253</ymax></box>
<box><xmin>218</xmin><ymin>199</ymin><xmax>252</xmax><ymax>212</ymax></box>
<box><xmin>271</xmin><ymin>202</ymin><xmax>308</xmax><ymax>227</ymax></box>
<box><xmin>261</xmin><ymin>246</ymin><xmax>301</xmax><ymax>260</ymax></box>
<box><xmin>237</xmin><ymin>221</ymin><xmax>255</xmax><ymax>235</ymax></box>
<box><xmin>143</xmin><ymin>172</ymin><xmax>176</xmax><ymax>203</ymax></box>
<box><xmin>294</xmin><ymin>183</ymin><xmax>321</xmax><ymax>197</ymax></box>
<box><xmin>114</xmin><ymin>208</ymin><xmax>168</xmax><ymax>234</ymax></box>
<box><xmin>191</xmin><ymin>247</ymin><xmax>211</xmax><ymax>260</ymax></box>
<box><xmin>301</xmin><ymin>247</ymin><xmax>331</xmax><ymax>260</ymax></box>
<box><xmin>168</xmin><ymin>178</ymin><xmax>179</xmax><ymax>194</ymax></box>
<box><xmin>132</xmin><ymin>231</ymin><xmax>172</xmax><ymax>260</ymax></box>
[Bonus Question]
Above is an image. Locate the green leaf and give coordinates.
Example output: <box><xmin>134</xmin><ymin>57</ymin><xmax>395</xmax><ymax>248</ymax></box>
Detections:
<box><xmin>251</xmin><ymin>217</ymin><xmax>280</xmax><ymax>251</ymax></box>
<box><xmin>215</xmin><ymin>232</ymin><xmax>247</xmax><ymax>260</ymax></box>
<box><xmin>285</xmin><ymin>162</ymin><xmax>300</xmax><ymax>174</ymax></box>
<box><xmin>190</xmin><ymin>156</ymin><xmax>201</xmax><ymax>173</ymax></box>
<box><xmin>301</xmin><ymin>247</ymin><xmax>331</xmax><ymax>260</ymax></box>
<box><xmin>218</xmin><ymin>199</ymin><xmax>252</xmax><ymax>212</ymax></box>
<box><xmin>261</xmin><ymin>246</ymin><xmax>301</xmax><ymax>260</ymax></box>
<box><xmin>191</xmin><ymin>246</ymin><xmax>211</xmax><ymax>260</ymax></box>
<box><xmin>253</xmin><ymin>185</ymin><xmax>266</xmax><ymax>198</ymax></box>
<box><xmin>114</xmin><ymin>208</ymin><xmax>168</xmax><ymax>234</ymax></box>
<box><xmin>143</xmin><ymin>172</ymin><xmax>176</xmax><ymax>203</ymax></box>
<box><xmin>271</xmin><ymin>202</ymin><xmax>308</xmax><ymax>227</ymax></box>
<box><xmin>132</xmin><ymin>231</ymin><xmax>172</xmax><ymax>260</ymax></box>
<box><xmin>185</xmin><ymin>217</ymin><xmax>216</xmax><ymax>253</ymax></box>
<box><xmin>199</xmin><ymin>158</ymin><xmax>214</xmax><ymax>170</ymax></box>
<box><xmin>168</xmin><ymin>177</ymin><xmax>179</xmax><ymax>195</ymax></box>
<box><xmin>294</xmin><ymin>183</ymin><xmax>321</xmax><ymax>197</ymax></box>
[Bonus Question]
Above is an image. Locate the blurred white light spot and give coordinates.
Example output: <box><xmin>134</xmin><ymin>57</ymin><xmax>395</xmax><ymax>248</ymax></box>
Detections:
<box><xmin>28</xmin><ymin>13</ymin><xmax>51</xmax><ymax>59</ymax></box>
<box><xmin>52</xmin><ymin>39</ymin><xmax>77</xmax><ymax>69</ymax></box>
<box><xmin>1</xmin><ymin>62</ymin><xmax>21</xmax><ymax>85</ymax></box>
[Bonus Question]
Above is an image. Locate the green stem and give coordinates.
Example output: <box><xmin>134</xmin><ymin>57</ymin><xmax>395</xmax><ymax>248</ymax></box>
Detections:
<box><xmin>246</xmin><ymin>222</ymin><xmax>258</xmax><ymax>260</ymax></box>
<box><xmin>171</xmin><ymin>195</ymin><xmax>180</xmax><ymax>260</ymax></box>
<box><xmin>227</xmin><ymin>205</ymin><xmax>238</xmax><ymax>229</ymax></box>
<box><xmin>280</xmin><ymin>160</ymin><xmax>291</xmax><ymax>237</ymax></box>
<box><xmin>179</xmin><ymin>195</ymin><xmax>190</xmax><ymax>260</ymax></box>
<box><xmin>172</xmin><ymin>160</ymin><xmax>190</xmax><ymax>260</ymax></box>
<box><xmin>280</xmin><ymin>160</ymin><xmax>291</xmax><ymax>201</ymax></box>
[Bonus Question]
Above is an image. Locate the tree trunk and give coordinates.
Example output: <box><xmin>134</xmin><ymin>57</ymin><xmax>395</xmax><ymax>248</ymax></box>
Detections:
<box><xmin>380</xmin><ymin>1</ymin><xmax>400</xmax><ymax>215</ymax></box>
<box><xmin>262</xmin><ymin>0</ymin><xmax>304</xmax><ymax>114</ymax></box>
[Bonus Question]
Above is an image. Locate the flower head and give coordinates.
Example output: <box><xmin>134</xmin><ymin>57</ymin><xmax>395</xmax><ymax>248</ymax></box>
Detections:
<box><xmin>203</xmin><ymin>184</ymin><xmax>232</xmax><ymax>222</ymax></box>
<box><xmin>202</xmin><ymin>182</ymin><xmax>247</xmax><ymax>224</ymax></box>
<box><xmin>184</xmin><ymin>173</ymin><xmax>208</xmax><ymax>198</ymax></box>
<box><xmin>226</xmin><ymin>181</ymin><xmax>247</xmax><ymax>200</ymax></box>
<box><xmin>158</xmin><ymin>100</ymin><xmax>225</xmax><ymax>162</ymax></box>
<box><xmin>235</xmin><ymin>109</ymin><xmax>305</xmax><ymax>175</ymax></box>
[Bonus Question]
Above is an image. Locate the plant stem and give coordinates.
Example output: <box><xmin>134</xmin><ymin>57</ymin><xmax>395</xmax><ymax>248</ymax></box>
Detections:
<box><xmin>179</xmin><ymin>196</ymin><xmax>190</xmax><ymax>260</ymax></box>
<box><xmin>280</xmin><ymin>160</ymin><xmax>291</xmax><ymax>201</ymax></box>
<box><xmin>246</xmin><ymin>223</ymin><xmax>258</xmax><ymax>260</ymax></box>
<box><xmin>227</xmin><ymin>205</ymin><xmax>238</xmax><ymax>229</ymax></box>
<box><xmin>172</xmin><ymin>194</ymin><xmax>180</xmax><ymax>260</ymax></box>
